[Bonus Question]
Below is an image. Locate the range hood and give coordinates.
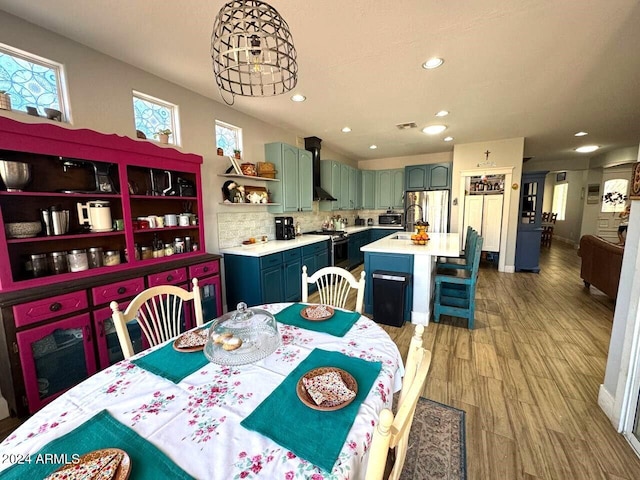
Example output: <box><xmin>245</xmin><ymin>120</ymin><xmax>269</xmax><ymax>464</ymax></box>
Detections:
<box><xmin>304</xmin><ymin>136</ymin><xmax>337</xmax><ymax>201</ymax></box>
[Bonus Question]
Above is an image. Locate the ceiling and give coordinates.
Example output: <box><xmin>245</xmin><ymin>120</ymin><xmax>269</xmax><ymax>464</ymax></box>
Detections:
<box><xmin>2</xmin><ymin>0</ymin><xmax>640</xmax><ymax>165</ymax></box>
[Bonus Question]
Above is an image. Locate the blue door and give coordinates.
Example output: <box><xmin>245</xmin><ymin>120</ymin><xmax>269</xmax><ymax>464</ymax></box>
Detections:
<box><xmin>515</xmin><ymin>171</ymin><xmax>548</xmax><ymax>272</ymax></box>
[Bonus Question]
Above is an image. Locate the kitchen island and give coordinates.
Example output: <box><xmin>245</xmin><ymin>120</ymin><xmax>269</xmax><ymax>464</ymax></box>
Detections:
<box><xmin>361</xmin><ymin>232</ymin><xmax>460</xmax><ymax>325</ymax></box>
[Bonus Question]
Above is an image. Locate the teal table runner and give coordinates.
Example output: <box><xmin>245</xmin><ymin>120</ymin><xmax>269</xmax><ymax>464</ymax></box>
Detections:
<box><xmin>275</xmin><ymin>303</ymin><xmax>360</xmax><ymax>337</ymax></box>
<box><xmin>132</xmin><ymin>341</ymin><xmax>208</xmax><ymax>383</ymax></box>
<box><xmin>241</xmin><ymin>348</ymin><xmax>382</xmax><ymax>473</ymax></box>
<box><xmin>0</xmin><ymin>410</ymin><xmax>193</xmax><ymax>479</ymax></box>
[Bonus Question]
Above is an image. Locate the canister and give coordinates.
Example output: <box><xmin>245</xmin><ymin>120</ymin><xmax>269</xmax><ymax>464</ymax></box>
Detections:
<box><xmin>104</xmin><ymin>250</ymin><xmax>121</xmax><ymax>266</ymax></box>
<box><xmin>174</xmin><ymin>237</ymin><xmax>185</xmax><ymax>254</ymax></box>
<box><xmin>140</xmin><ymin>246</ymin><xmax>153</xmax><ymax>260</ymax></box>
<box><xmin>49</xmin><ymin>251</ymin><xmax>69</xmax><ymax>274</ymax></box>
<box><xmin>68</xmin><ymin>249</ymin><xmax>89</xmax><ymax>272</ymax></box>
<box><xmin>184</xmin><ymin>236</ymin><xmax>192</xmax><ymax>252</ymax></box>
<box><xmin>88</xmin><ymin>247</ymin><xmax>104</xmax><ymax>269</ymax></box>
<box><xmin>31</xmin><ymin>253</ymin><xmax>48</xmax><ymax>277</ymax></box>
<box><xmin>164</xmin><ymin>243</ymin><xmax>174</xmax><ymax>256</ymax></box>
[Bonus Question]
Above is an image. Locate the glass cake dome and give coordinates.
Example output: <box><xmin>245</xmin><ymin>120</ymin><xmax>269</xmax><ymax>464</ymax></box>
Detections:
<box><xmin>204</xmin><ymin>302</ymin><xmax>280</xmax><ymax>366</ymax></box>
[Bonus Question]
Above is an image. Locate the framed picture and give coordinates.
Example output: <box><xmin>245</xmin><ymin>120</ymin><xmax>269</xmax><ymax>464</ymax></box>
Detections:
<box><xmin>556</xmin><ymin>172</ymin><xmax>566</xmax><ymax>182</ymax></box>
<box><xmin>630</xmin><ymin>162</ymin><xmax>640</xmax><ymax>200</ymax></box>
<box><xmin>587</xmin><ymin>184</ymin><xmax>600</xmax><ymax>204</ymax></box>
<box><xmin>228</xmin><ymin>155</ymin><xmax>242</xmax><ymax>175</ymax></box>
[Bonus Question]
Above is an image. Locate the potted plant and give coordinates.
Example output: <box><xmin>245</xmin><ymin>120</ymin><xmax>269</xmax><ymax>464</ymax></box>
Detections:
<box><xmin>155</xmin><ymin>129</ymin><xmax>172</xmax><ymax>144</ymax></box>
<box><xmin>233</xmin><ymin>149</ymin><xmax>241</xmax><ymax>160</ymax></box>
<box><xmin>0</xmin><ymin>90</ymin><xmax>11</xmax><ymax>111</ymax></box>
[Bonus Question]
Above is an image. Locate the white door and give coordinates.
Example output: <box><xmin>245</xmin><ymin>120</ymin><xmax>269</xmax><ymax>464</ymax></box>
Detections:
<box><xmin>482</xmin><ymin>194</ymin><xmax>504</xmax><ymax>252</ymax></box>
<box><xmin>463</xmin><ymin>195</ymin><xmax>483</xmax><ymax>248</ymax></box>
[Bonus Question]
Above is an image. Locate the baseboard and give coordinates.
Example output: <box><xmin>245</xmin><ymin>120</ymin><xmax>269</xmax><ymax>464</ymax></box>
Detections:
<box><xmin>0</xmin><ymin>395</ymin><xmax>9</xmax><ymax>420</ymax></box>
<box><xmin>503</xmin><ymin>265</ymin><xmax>515</xmax><ymax>273</ymax></box>
<box><xmin>598</xmin><ymin>384</ymin><xmax>620</xmax><ymax>430</ymax></box>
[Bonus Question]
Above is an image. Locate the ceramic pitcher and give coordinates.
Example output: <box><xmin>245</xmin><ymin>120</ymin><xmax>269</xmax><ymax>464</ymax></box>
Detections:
<box><xmin>77</xmin><ymin>200</ymin><xmax>112</xmax><ymax>232</ymax></box>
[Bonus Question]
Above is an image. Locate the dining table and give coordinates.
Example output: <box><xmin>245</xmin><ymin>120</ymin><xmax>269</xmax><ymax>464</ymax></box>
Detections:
<box><xmin>0</xmin><ymin>302</ymin><xmax>404</xmax><ymax>480</ymax></box>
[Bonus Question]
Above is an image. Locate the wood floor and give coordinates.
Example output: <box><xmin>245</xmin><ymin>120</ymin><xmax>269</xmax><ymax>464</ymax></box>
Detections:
<box><xmin>3</xmin><ymin>243</ymin><xmax>640</xmax><ymax>479</ymax></box>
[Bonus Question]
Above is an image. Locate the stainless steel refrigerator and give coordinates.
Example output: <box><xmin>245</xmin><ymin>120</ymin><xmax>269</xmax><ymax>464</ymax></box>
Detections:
<box><xmin>404</xmin><ymin>190</ymin><xmax>450</xmax><ymax>233</ymax></box>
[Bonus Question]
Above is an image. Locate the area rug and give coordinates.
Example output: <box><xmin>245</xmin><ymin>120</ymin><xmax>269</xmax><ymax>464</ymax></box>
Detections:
<box><xmin>399</xmin><ymin>397</ymin><xmax>467</xmax><ymax>480</ymax></box>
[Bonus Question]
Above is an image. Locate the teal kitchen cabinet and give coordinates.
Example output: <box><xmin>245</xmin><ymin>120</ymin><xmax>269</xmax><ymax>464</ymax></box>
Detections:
<box><xmin>266</xmin><ymin>142</ymin><xmax>313</xmax><ymax>213</ymax></box>
<box><xmin>348</xmin><ymin>230</ymin><xmax>370</xmax><ymax>268</ymax></box>
<box><xmin>301</xmin><ymin>240</ymin><xmax>330</xmax><ymax>292</ymax></box>
<box><xmin>348</xmin><ymin>166</ymin><xmax>358</xmax><ymax>210</ymax></box>
<box><xmin>340</xmin><ymin>163</ymin><xmax>350</xmax><ymax>210</ymax></box>
<box><xmin>224</xmin><ymin>247</ymin><xmax>303</xmax><ymax>307</ymax></box>
<box><xmin>405</xmin><ymin>163</ymin><xmax>451</xmax><ymax>191</ymax></box>
<box><xmin>319</xmin><ymin>160</ymin><xmax>342</xmax><ymax>211</ymax></box>
<box><xmin>355</xmin><ymin>169</ymin><xmax>363</xmax><ymax>209</ymax></box>
<box><xmin>361</xmin><ymin>170</ymin><xmax>376</xmax><ymax>209</ymax></box>
<box><xmin>370</xmin><ymin>228</ymin><xmax>394</xmax><ymax>242</ymax></box>
<box><xmin>363</xmin><ymin>252</ymin><xmax>413</xmax><ymax>322</ymax></box>
<box><xmin>376</xmin><ymin>169</ymin><xmax>404</xmax><ymax>210</ymax></box>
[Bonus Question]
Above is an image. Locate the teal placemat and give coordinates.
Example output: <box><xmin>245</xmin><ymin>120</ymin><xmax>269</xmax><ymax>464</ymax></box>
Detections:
<box><xmin>275</xmin><ymin>304</ymin><xmax>360</xmax><ymax>337</ymax></box>
<box><xmin>241</xmin><ymin>348</ymin><xmax>382</xmax><ymax>473</ymax></box>
<box><xmin>132</xmin><ymin>340</ymin><xmax>208</xmax><ymax>383</ymax></box>
<box><xmin>0</xmin><ymin>410</ymin><xmax>193</xmax><ymax>479</ymax></box>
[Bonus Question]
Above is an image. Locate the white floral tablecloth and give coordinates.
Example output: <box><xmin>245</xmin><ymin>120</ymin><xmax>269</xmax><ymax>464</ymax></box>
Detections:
<box><xmin>0</xmin><ymin>304</ymin><xmax>404</xmax><ymax>480</ymax></box>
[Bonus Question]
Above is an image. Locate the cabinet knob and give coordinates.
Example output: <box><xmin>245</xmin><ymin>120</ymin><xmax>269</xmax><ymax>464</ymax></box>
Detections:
<box><xmin>167</xmin><ymin>274</ymin><xmax>174</xmax><ymax>282</ymax></box>
<box><xmin>49</xmin><ymin>302</ymin><xmax>62</xmax><ymax>312</ymax></box>
<box><xmin>203</xmin><ymin>266</ymin><xmax>209</xmax><ymax>273</ymax></box>
<box><xmin>117</xmin><ymin>286</ymin><xmax>127</xmax><ymax>294</ymax></box>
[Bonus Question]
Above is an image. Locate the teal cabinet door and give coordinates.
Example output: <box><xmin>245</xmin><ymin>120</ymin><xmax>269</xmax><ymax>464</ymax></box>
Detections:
<box><xmin>429</xmin><ymin>163</ymin><xmax>451</xmax><ymax>189</ymax></box>
<box><xmin>319</xmin><ymin>160</ymin><xmax>342</xmax><ymax>212</ymax></box>
<box><xmin>392</xmin><ymin>169</ymin><xmax>405</xmax><ymax>208</ymax></box>
<box><xmin>298</xmin><ymin>149</ymin><xmax>313</xmax><ymax>211</ymax></box>
<box><xmin>282</xmin><ymin>249</ymin><xmax>302</xmax><ymax>302</ymax></box>
<box><xmin>348</xmin><ymin>166</ymin><xmax>358</xmax><ymax>210</ymax></box>
<box><xmin>261</xmin><ymin>266</ymin><xmax>283</xmax><ymax>304</ymax></box>
<box><xmin>340</xmin><ymin>163</ymin><xmax>350</xmax><ymax>210</ymax></box>
<box><xmin>282</xmin><ymin>144</ymin><xmax>300</xmax><ymax>212</ymax></box>
<box><xmin>265</xmin><ymin>142</ymin><xmax>313</xmax><ymax>213</ymax></box>
<box><xmin>355</xmin><ymin>169</ymin><xmax>363</xmax><ymax>209</ymax></box>
<box><xmin>376</xmin><ymin>170</ymin><xmax>392</xmax><ymax>209</ymax></box>
<box><xmin>405</xmin><ymin>165</ymin><xmax>428</xmax><ymax>191</ymax></box>
<box><xmin>362</xmin><ymin>170</ymin><xmax>376</xmax><ymax>209</ymax></box>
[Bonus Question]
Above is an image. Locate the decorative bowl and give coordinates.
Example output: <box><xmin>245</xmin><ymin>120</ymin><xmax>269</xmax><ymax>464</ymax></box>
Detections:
<box><xmin>0</xmin><ymin>160</ymin><xmax>31</xmax><ymax>191</ymax></box>
<box><xmin>5</xmin><ymin>221</ymin><xmax>42</xmax><ymax>239</ymax></box>
<box><xmin>44</xmin><ymin>108</ymin><xmax>62</xmax><ymax>121</ymax></box>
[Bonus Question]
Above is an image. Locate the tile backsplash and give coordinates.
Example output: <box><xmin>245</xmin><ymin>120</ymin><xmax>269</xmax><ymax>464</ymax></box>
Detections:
<box><xmin>217</xmin><ymin>204</ymin><xmax>388</xmax><ymax>248</ymax></box>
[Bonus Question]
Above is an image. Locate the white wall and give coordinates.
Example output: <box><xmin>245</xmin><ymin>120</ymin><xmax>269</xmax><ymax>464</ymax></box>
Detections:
<box><xmin>357</xmin><ymin>151</ymin><xmax>452</xmax><ymax>170</ymax></box>
<box><xmin>545</xmin><ymin>170</ymin><xmax>588</xmax><ymax>246</ymax></box>
<box><xmin>452</xmin><ymin>138</ymin><xmax>524</xmax><ymax>270</ymax></box>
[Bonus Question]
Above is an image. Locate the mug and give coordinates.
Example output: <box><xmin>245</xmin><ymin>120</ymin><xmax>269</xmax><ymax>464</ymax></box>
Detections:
<box><xmin>155</xmin><ymin>215</ymin><xmax>165</xmax><ymax>228</ymax></box>
<box><xmin>146</xmin><ymin>216</ymin><xmax>157</xmax><ymax>228</ymax></box>
<box><xmin>165</xmin><ymin>213</ymin><xmax>178</xmax><ymax>227</ymax></box>
<box><xmin>113</xmin><ymin>218</ymin><xmax>124</xmax><ymax>231</ymax></box>
<box><xmin>178</xmin><ymin>214</ymin><xmax>191</xmax><ymax>226</ymax></box>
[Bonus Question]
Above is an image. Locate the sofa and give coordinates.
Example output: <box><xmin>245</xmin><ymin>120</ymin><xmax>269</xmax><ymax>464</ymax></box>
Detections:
<box><xmin>578</xmin><ymin>235</ymin><xmax>624</xmax><ymax>299</ymax></box>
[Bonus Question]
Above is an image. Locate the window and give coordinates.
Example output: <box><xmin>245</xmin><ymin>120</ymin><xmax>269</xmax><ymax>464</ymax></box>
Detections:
<box><xmin>601</xmin><ymin>179</ymin><xmax>628</xmax><ymax>213</ymax></box>
<box><xmin>0</xmin><ymin>43</ymin><xmax>68</xmax><ymax>120</ymax></box>
<box><xmin>552</xmin><ymin>183</ymin><xmax>568</xmax><ymax>221</ymax></box>
<box><xmin>215</xmin><ymin>120</ymin><xmax>242</xmax><ymax>156</ymax></box>
<box><xmin>132</xmin><ymin>91</ymin><xmax>179</xmax><ymax>145</ymax></box>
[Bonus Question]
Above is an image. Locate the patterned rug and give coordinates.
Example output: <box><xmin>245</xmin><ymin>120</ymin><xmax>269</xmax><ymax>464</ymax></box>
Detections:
<box><xmin>399</xmin><ymin>397</ymin><xmax>467</xmax><ymax>480</ymax></box>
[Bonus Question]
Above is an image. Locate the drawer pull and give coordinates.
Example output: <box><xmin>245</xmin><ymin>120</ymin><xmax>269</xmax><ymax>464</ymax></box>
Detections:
<box><xmin>49</xmin><ymin>302</ymin><xmax>62</xmax><ymax>312</ymax></box>
<box><xmin>167</xmin><ymin>274</ymin><xmax>174</xmax><ymax>282</ymax></box>
<box><xmin>117</xmin><ymin>287</ymin><xmax>127</xmax><ymax>294</ymax></box>
<box><xmin>203</xmin><ymin>266</ymin><xmax>209</xmax><ymax>273</ymax></box>
<box><xmin>85</xmin><ymin>325</ymin><xmax>92</xmax><ymax>342</ymax></box>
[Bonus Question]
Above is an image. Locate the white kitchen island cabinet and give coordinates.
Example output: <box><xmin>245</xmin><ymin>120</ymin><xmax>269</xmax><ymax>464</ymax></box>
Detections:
<box><xmin>362</xmin><ymin>232</ymin><xmax>460</xmax><ymax>325</ymax></box>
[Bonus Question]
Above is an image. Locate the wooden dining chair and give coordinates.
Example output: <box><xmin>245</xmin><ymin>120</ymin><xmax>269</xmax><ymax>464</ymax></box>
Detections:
<box><xmin>110</xmin><ymin>278</ymin><xmax>203</xmax><ymax>359</ymax></box>
<box><xmin>365</xmin><ymin>325</ymin><xmax>432</xmax><ymax>480</ymax></box>
<box><xmin>301</xmin><ymin>265</ymin><xmax>366</xmax><ymax>313</ymax></box>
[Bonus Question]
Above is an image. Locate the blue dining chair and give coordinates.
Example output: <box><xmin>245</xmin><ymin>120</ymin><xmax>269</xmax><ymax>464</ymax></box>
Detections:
<box><xmin>437</xmin><ymin>226</ymin><xmax>478</xmax><ymax>272</ymax></box>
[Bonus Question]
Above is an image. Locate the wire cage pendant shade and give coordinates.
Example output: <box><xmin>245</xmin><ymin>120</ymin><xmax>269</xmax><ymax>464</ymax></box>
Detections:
<box><xmin>211</xmin><ymin>0</ymin><xmax>298</xmax><ymax>104</ymax></box>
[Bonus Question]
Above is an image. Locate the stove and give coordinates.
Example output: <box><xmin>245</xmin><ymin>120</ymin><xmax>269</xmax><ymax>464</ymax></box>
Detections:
<box><xmin>307</xmin><ymin>230</ymin><xmax>349</xmax><ymax>269</ymax></box>
<box><xmin>307</xmin><ymin>230</ymin><xmax>349</xmax><ymax>242</ymax></box>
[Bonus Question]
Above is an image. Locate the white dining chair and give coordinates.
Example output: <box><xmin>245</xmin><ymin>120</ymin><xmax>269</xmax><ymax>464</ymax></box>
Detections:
<box><xmin>110</xmin><ymin>277</ymin><xmax>203</xmax><ymax>359</ymax></box>
<box><xmin>301</xmin><ymin>265</ymin><xmax>366</xmax><ymax>314</ymax></box>
<box><xmin>365</xmin><ymin>325</ymin><xmax>432</xmax><ymax>480</ymax></box>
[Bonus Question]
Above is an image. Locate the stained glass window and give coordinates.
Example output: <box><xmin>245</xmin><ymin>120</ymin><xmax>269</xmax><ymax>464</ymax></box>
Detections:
<box><xmin>132</xmin><ymin>91</ymin><xmax>178</xmax><ymax>145</ymax></box>
<box><xmin>215</xmin><ymin>120</ymin><xmax>242</xmax><ymax>156</ymax></box>
<box><xmin>0</xmin><ymin>44</ymin><xmax>66</xmax><ymax>119</ymax></box>
<box><xmin>601</xmin><ymin>179</ymin><xmax>628</xmax><ymax>213</ymax></box>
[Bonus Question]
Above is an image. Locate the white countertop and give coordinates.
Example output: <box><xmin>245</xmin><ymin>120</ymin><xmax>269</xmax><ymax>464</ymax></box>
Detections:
<box><xmin>361</xmin><ymin>232</ymin><xmax>460</xmax><ymax>257</ymax></box>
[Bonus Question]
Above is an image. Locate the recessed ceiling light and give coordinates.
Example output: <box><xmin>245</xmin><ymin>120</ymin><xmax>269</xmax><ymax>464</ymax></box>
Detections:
<box><xmin>341</xmin><ymin>127</ymin><xmax>351</xmax><ymax>133</ymax></box>
<box><xmin>574</xmin><ymin>131</ymin><xmax>588</xmax><ymax>136</ymax></box>
<box><xmin>291</xmin><ymin>94</ymin><xmax>306</xmax><ymax>102</ymax></box>
<box><xmin>435</xmin><ymin>110</ymin><xmax>449</xmax><ymax>117</ymax></box>
<box><xmin>422</xmin><ymin>125</ymin><xmax>447</xmax><ymax>135</ymax></box>
<box><xmin>444</xmin><ymin>136</ymin><xmax>454</xmax><ymax>142</ymax></box>
<box><xmin>575</xmin><ymin>145</ymin><xmax>599</xmax><ymax>153</ymax></box>
<box><xmin>422</xmin><ymin>58</ymin><xmax>444</xmax><ymax>69</ymax></box>
<box><xmin>369</xmin><ymin>145</ymin><xmax>378</xmax><ymax>150</ymax></box>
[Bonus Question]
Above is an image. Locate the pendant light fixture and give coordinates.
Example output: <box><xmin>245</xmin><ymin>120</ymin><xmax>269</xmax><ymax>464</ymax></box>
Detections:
<box><xmin>211</xmin><ymin>0</ymin><xmax>298</xmax><ymax>105</ymax></box>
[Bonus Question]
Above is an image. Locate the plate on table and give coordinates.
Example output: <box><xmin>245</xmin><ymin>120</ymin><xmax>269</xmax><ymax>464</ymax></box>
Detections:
<box><xmin>173</xmin><ymin>329</ymin><xmax>209</xmax><ymax>352</ymax></box>
<box><xmin>45</xmin><ymin>448</ymin><xmax>131</xmax><ymax>480</ymax></box>
<box><xmin>296</xmin><ymin>367</ymin><xmax>358</xmax><ymax>411</ymax></box>
<box><xmin>300</xmin><ymin>305</ymin><xmax>335</xmax><ymax>321</ymax></box>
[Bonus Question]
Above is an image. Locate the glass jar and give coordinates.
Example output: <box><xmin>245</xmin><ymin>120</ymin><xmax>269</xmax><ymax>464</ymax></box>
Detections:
<box><xmin>68</xmin><ymin>249</ymin><xmax>89</xmax><ymax>272</ymax></box>
<box><xmin>164</xmin><ymin>243</ymin><xmax>174</xmax><ymax>256</ymax></box>
<box><xmin>88</xmin><ymin>247</ymin><xmax>104</xmax><ymax>269</ymax></box>
<box><xmin>174</xmin><ymin>237</ymin><xmax>185</xmax><ymax>254</ymax></box>
<box><xmin>152</xmin><ymin>234</ymin><xmax>164</xmax><ymax>258</ymax></box>
<box><xmin>140</xmin><ymin>246</ymin><xmax>153</xmax><ymax>260</ymax></box>
<box><xmin>184</xmin><ymin>236</ymin><xmax>192</xmax><ymax>252</ymax></box>
<box><xmin>31</xmin><ymin>253</ymin><xmax>48</xmax><ymax>277</ymax></box>
<box><xmin>49</xmin><ymin>251</ymin><xmax>68</xmax><ymax>275</ymax></box>
<box><xmin>104</xmin><ymin>250</ymin><xmax>121</xmax><ymax>266</ymax></box>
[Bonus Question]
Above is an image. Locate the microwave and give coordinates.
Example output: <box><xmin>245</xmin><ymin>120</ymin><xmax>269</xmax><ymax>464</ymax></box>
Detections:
<box><xmin>378</xmin><ymin>213</ymin><xmax>403</xmax><ymax>225</ymax></box>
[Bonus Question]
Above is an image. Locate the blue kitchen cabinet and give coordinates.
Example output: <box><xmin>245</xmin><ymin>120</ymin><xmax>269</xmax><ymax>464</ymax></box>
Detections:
<box><xmin>319</xmin><ymin>160</ymin><xmax>342</xmax><ymax>211</ymax></box>
<box><xmin>376</xmin><ymin>169</ymin><xmax>405</xmax><ymax>210</ymax></box>
<box><xmin>405</xmin><ymin>163</ymin><xmax>452</xmax><ymax>191</ymax></box>
<box><xmin>340</xmin><ymin>163</ymin><xmax>350</xmax><ymax>210</ymax></box>
<box><xmin>429</xmin><ymin>163</ymin><xmax>451</xmax><ymax>189</ymax></box>
<box><xmin>355</xmin><ymin>169</ymin><xmax>363</xmax><ymax>209</ymax></box>
<box><xmin>361</xmin><ymin>170</ymin><xmax>376</xmax><ymax>209</ymax></box>
<box><xmin>348</xmin><ymin>230</ymin><xmax>370</xmax><ymax>269</ymax></box>
<box><xmin>363</xmin><ymin>252</ymin><xmax>413</xmax><ymax>322</ymax></box>
<box><xmin>266</xmin><ymin>142</ymin><xmax>313</xmax><ymax>213</ymax></box>
<box><xmin>370</xmin><ymin>228</ymin><xmax>394</xmax><ymax>242</ymax></box>
<box><xmin>282</xmin><ymin>248</ymin><xmax>302</xmax><ymax>302</ymax></box>
<box><xmin>302</xmin><ymin>241</ymin><xmax>329</xmax><ymax>292</ymax></box>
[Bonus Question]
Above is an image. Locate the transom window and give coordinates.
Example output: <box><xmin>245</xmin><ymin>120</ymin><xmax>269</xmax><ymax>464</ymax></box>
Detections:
<box><xmin>0</xmin><ymin>43</ymin><xmax>68</xmax><ymax>120</ymax></box>
<box><xmin>132</xmin><ymin>91</ymin><xmax>179</xmax><ymax>145</ymax></box>
<box><xmin>215</xmin><ymin>120</ymin><xmax>242</xmax><ymax>156</ymax></box>
<box><xmin>601</xmin><ymin>179</ymin><xmax>628</xmax><ymax>213</ymax></box>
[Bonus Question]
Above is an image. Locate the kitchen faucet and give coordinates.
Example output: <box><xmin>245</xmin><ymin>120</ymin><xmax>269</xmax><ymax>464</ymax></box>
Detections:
<box><xmin>404</xmin><ymin>203</ymin><xmax>424</xmax><ymax>230</ymax></box>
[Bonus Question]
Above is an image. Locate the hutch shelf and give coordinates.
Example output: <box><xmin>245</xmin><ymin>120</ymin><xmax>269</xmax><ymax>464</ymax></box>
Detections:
<box><xmin>0</xmin><ymin>116</ymin><xmax>222</xmax><ymax>416</ymax></box>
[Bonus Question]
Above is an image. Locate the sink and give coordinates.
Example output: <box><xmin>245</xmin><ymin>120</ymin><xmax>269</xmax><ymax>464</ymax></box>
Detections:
<box><xmin>391</xmin><ymin>233</ymin><xmax>413</xmax><ymax>240</ymax></box>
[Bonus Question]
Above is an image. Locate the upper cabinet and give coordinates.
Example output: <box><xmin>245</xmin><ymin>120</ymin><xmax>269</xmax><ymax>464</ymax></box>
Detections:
<box><xmin>319</xmin><ymin>160</ymin><xmax>359</xmax><ymax>211</ymax></box>
<box><xmin>361</xmin><ymin>170</ymin><xmax>376</xmax><ymax>209</ymax></box>
<box><xmin>0</xmin><ymin>116</ymin><xmax>206</xmax><ymax>292</ymax></box>
<box><xmin>265</xmin><ymin>143</ymin><xmax>313</xmax><ymax>213</ymax></box>
<box><xmin>375</xmin><ymin>169</ymin><xmax>404</xmax><ymax>210</ymax></box>
<box><xmin>404</xmin><ymin>163</ymin><xmax>452</xmax><ymax>191</ymax></box>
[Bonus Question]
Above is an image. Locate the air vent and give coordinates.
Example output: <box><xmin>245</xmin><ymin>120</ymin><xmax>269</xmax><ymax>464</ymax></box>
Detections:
<box><xmin>395</xmin><ymin>122</ymin><xmax>418</xmax><ymax>130</ymax></box>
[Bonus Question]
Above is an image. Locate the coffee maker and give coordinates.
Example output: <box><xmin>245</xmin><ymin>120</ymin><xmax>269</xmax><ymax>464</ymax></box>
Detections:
<box><xmin>275</xmin><ymin>216</ymin><xmax>295</xmax><ymax>240</ymax></box>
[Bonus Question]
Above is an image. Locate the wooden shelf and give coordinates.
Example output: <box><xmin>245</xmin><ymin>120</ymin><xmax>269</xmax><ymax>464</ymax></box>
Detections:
<box><xmin>6</xmin><ymin>231</ymin><xmax>125</xmax><ymax>244</ymax></box>
<box><xmin>218</xmin><ymin>202</ymin><xmax>281</xmax><ymax>206</ymax></box>
<box><xmin>218</xmin><ymin>174</ymin><xmax>279</xmax><ymax>182</ymax></box>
